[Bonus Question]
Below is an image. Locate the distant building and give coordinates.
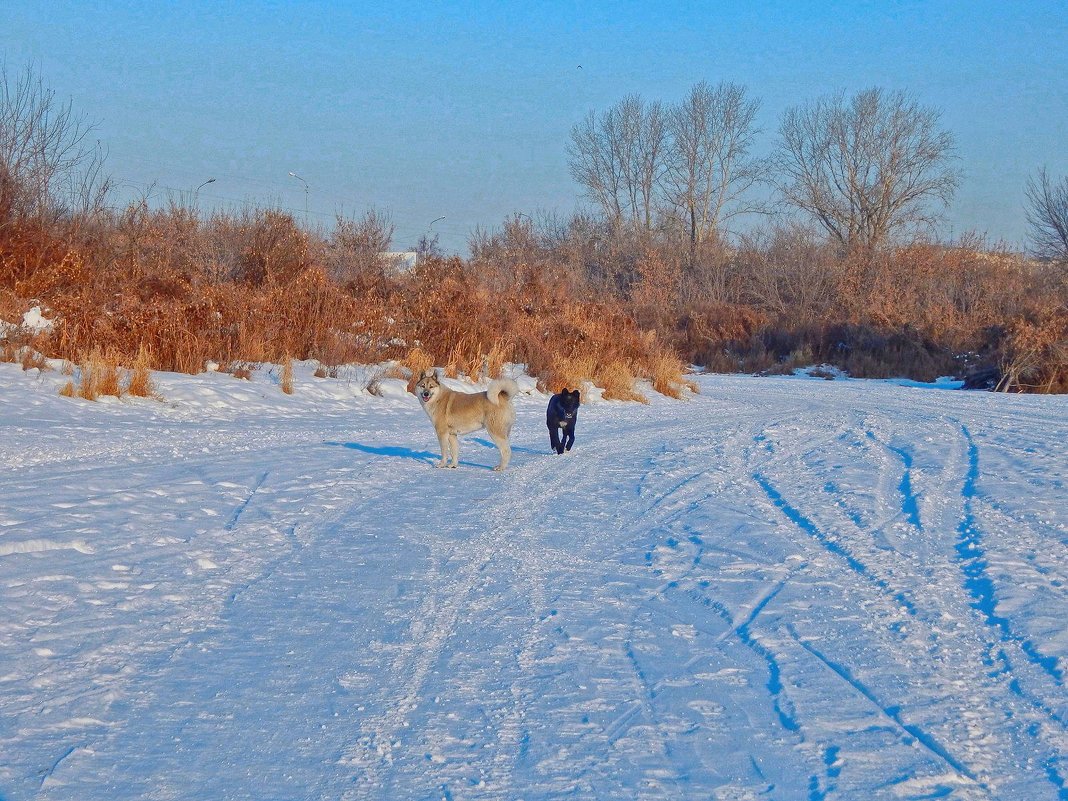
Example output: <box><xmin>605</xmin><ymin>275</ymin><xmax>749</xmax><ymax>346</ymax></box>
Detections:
<box><xmin>380</xmin><ymin>251</ymin><xmax>419</xmax><ymax>272</ymax></box>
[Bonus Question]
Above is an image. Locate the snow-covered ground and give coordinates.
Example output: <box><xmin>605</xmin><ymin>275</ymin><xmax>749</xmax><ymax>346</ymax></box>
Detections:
<box><xmin>1</xmin><ymin>361</ymin><xmax>1066</xmax><ymax>800</ymax></box>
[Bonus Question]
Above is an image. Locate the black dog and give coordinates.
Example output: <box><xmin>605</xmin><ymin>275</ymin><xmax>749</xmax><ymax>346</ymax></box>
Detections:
<box><xmin>546</xmin><ymin>389</ymin><xmax>580</xmax><ymax>454</ymax></box>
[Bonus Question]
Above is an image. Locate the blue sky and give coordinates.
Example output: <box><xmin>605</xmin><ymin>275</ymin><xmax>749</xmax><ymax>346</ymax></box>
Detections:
<box><xmin>3</xmin><ymin>1</ymin><xmax>1066</xmax><ymax>254</ymax></box>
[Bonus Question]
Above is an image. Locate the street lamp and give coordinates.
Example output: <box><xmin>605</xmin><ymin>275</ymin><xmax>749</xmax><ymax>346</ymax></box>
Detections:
<box><xmin>288</xmin><ymin>171</ymin><xmax>309</xmax><ymax>223</ymax></box>
<box><xmin>420</xmin><ymin>215</ymin><xmax>446</xmax><ymax>259</ymax></box>
<box><xmin>427</xmin><ymin>215</ymin><xmax>446</xmax><ymax>233</ymax></box>
<box><xmin>192</xmin><ymin>178</ymin><xmax>215</xmax><ymax>207</ymax></box>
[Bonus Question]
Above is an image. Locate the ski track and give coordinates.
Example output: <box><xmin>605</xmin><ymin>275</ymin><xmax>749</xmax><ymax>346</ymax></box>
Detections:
<box><xmin>1</xmin><ymin>370</ymin><xmax>1066</xmax><ymax>800</ymax></box>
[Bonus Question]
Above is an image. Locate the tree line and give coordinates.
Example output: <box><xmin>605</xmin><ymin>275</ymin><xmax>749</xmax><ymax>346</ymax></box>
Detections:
<box><xmin>568</xmin><ymin>82</ymin><xmax>1067</xmax><ymax>262</ymax></box>
<box><xmin>2</xmin><ymin>63</ymin><xmax>1067</xmax><ymax>394</ymax></box>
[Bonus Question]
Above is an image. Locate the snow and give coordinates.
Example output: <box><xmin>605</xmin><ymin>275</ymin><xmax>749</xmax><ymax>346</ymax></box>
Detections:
<box><xmin>1</xmin><ymin>360</ymin><xmax>1066</xmax><ymax>800</ymax></box>
<box><xmin>0</xmin><ymin>305</ymin><xmax>54</xmax><ymax>336</ymax></box>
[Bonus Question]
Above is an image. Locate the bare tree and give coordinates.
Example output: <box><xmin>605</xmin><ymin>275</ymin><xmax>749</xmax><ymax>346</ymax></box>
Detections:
<box><xmin>329</xmin><ymin>208</ymin><xmax>395</xmax><ymax>281</ymax></box>
<box><xmin>568</xmin><ymin>109</ymin><xmax>624</xmax><ymax>225</ymax></box>
<box><xmin>1025</xmin><ymin>168</ymin><xmax>1068</xmax><ymax>264</ymax></box>
<box><xmin>666</xmin><ymin>81</ymin><xmax>767</xmax><ymax>246</ymax></box>
<box><xmin>776</xmin><ymin>88</ymin><xmax>957</xmax><ymax>253</ymax></box>
<box><xmin>568</xmin><ymin>94</ymin><xmax>669</xmax><ymax>231</ymax></box>
<box><xmin>0</xmin><ymin>62</ymin><xmax>110</xmax><ymax>222</ymax></box>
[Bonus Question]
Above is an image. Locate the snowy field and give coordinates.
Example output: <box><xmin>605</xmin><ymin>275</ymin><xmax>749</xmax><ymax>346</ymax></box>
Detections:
<box><xmin>1</xmin><ymin>361</ymin><xmax>1066</xmax><ymax>801</ymax></box>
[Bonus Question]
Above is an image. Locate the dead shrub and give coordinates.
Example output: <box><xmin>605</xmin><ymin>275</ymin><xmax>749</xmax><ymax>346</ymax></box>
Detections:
<box><xmin>484</xmin><ymin>339</ymin><xmax>510</xmax><ymax>379</ymax></box>
<box><xmin>543</xmin><ymin>353</ymin><xmax>600</xmax><ymax>396</ymax></box>
<box><xmin>996</xmin><ymin>309</ymin><xmax>1068</xmax><ymax>393</ymax></box>
<box><xmin>126</xmin><ymin>346</ymin><xmax>156</xmax><ymax>397</ymax></box>
<box><xmin>224</xmin><ymin>361</ymin><xmax>255</xmax><ymax>380</ymax></box>
<box><xmin>362</xmin><ymin>365</ymin><xmax>387</xmax><ymax>396</ymax></box>
<box><xmin>8</xmin><ymin>158</ymin><xmax>1063</xmax><ymax>398</ymax></box>
<box><xmin>649</xmin><ymin>353</ymin><xmax>697</xmax><ymax>398</ymax></box>
<box><xmin>20</xmin><ymin>348</ymin><xmax>49</xmax><ymax>371</ymax></box>
<box><xmin>280</xmin><ymin>356</ymin><xmax>294</xmax><ymax>394</ymax></box>
<box><xmin>70</xmin><ymin>348</ymin><xmax>122</xmax><ymax>400</ymax></box>
<box><xmin>597</xmin><ymin>359</ymin><xmax>648</xmax><ymax>403</ymax></box>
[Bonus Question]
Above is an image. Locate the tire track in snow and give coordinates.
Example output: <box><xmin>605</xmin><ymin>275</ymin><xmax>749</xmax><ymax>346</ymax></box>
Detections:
<box><xmin>614</xmin><ymin>417</ymin><xmax>814</xmax><ymax>791</ymax></box>
<box><xmin>866</xmin><ymin>431</ymin><xmax>923</xmax><ymax>530</ymax></box>
<box><xmin>752</xmin><ymin>468</ymin><xmax>918</xmax><ymax>618</ymax></box>
<box><xmin>954</xmin><ymin>424</ymin><xmax>1064</xmax><ymax>690</ymax></box>
<box><xmin>950</xmin><ymin>424</ymin><xmax>1068</xmax><ymax>797</ymax></box>
<box><xmin>340</xmin><ymin>452</ymin><xmax>572</xmax><ymax>801</ymax></box>
<box><xmin>339</xmin><ymin>537</ymin><xmax>487</xmax><ymax>798</ymax></box>
<box><xmin>753</xmin><ymin>403</ymin><xmax>1067</xmax><ymax>797</ymax></box>
<box><xmin>224</xmin><ymin>470</ymin><xmax>269</xmax><ymax>531</ymax></box>
<box><xmin>787</xmin><ymin>625</ymin><xmax>986</xmax><ymax>792</ymax></box>
<box><xmin>481</xmin><ymin>454</ymin><xmax>585</xmax><ymax>801</ymax></box>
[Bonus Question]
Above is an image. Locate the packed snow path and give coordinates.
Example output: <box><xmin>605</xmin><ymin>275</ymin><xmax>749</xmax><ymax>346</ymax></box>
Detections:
<box><xmin>1</xmin><ymin>368</ymin><xmax>1066</xmax><ymax>800</ymax></box>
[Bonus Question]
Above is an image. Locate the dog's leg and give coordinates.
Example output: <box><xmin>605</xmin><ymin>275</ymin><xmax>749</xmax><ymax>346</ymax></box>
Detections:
<box><xmin>563</xmin><ymin>424</ymin><xmax>575</xmax><ymax>452</ymax></box>
<box><xmin>448</xmin><ymin>432</ymin><xmax>460</xmax><ymax>468</ymax></box>
<box><xmin>548</xmin><ymin>424</ymin><xmax>563</xmax><ymax>455</ymax></box>
<box><xmin>490</xmin><ymin>431</ymin><xmax>511</xmax><ymax>471</ymax></box>
<box><xmin>435</xmin><ymin>431</ymin><xmax>450</xmax><ymax>468</ymax></box>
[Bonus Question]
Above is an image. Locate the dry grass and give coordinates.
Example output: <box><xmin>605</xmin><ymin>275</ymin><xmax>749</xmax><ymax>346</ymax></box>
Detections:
<box><xmin>362</xmin><ymin>365</ymin><xmax>388</xmax><ymax>396</ymax></box>
<box><xmin>5</xmin><ymin>193</ymin><xmax>1064</xmax><ymax>397</ymax></box>
<box><xmin>223</xmin><ymin>362</ymin><xmax>255</xmax><ymax>380</ymax></box>
<box><xmin>67</xmin><ymin>348</ymin><xmax>122</xmax><ymax>401</ymax></box>
<box><xmin>484</xmin><ymin>339</ymin><xmax>510</xmax><ymax>380</ymax></box>
<box><xmin>20</xmin><ymin>348</ymin><xmax>50</xmax><ymax>371</ymax></box>
<box><xmin>126</xmin><ymin>346</ymin><xmax>156</xmax><ymax>397</ymax></box>
<box><xmin>280</xmin><ymin>356</ymin><xmax>294</xmax><ymax>394</ymax></box>
<box><xmin>649</xmin><ymin>353</ymin><xmax>698</xmax><ymax>399</ymax></box>
<box><xmin>596</xmin><ymin>359</ymin><xmax>648</xmax><ymax>403</ymax></box>
<box><xmin>543</xmin><ymin>353</ymin><xmax>599</xmax><ymax>396</ymax></box>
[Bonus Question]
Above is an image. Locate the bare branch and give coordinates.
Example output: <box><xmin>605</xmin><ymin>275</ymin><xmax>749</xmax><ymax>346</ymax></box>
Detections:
<box><xmin>1025</xmin><ymin>168</ymin><xmax>1068</xmax><ymax>264</ymax></box>
<box><xmin>568</xmin><ymin>94</ymin><xmax>669</xmax><ymax>232</ymax></box>
<box><xmin>775</xmin><ymin>88</ymin><xmax>958</xmax><ymax>252</ymax></box>
<box><xmin>665</xmin><ymin>81</ymin><xmax>768</xmax><ymax>246</ymax></box>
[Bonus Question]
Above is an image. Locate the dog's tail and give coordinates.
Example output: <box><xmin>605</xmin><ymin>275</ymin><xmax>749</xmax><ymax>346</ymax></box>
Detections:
<box><xmin>486</xmin><ymin>378</ymin><xmax>520</xmax><ymax>406</ymax></box>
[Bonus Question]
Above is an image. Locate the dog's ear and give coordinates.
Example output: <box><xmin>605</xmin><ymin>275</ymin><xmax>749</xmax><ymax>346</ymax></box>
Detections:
<box><xmin>571</xmin><ymin>389</ymin><xmax>581</xmax><ymax>402</ymax></box>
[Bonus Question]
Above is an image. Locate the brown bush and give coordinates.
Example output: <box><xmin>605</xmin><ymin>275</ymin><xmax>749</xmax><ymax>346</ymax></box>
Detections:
<box><xmin>20</xmin><ymin>348</ymin><xmax>48</xmax><ymax>371</ymax></box>
<box><xmin>5</xmin><ymin>190</ymin><xmax>1065</xmax><ymax>399</ymax></box>
<box><xmin>997</xmin><ymin>308</ymin><xmax>1068</xmax><ymax>393</ymax></box>
<box><xmin>279</xmin><ymin>356</ymin><xmax>294</xmax><ymax>395</ymax></box>
<box><xmin>65</xmin><ymin>348</ymin><xmax>122</xmax><ymax>401</ymax></box>
<box><xmin>126</xmin><ymin>346</ymin><xmax>155</xmax><ymax>397</ymax></box>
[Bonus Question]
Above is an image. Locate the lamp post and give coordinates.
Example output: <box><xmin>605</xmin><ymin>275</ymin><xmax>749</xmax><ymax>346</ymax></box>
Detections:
<box><xmin>420</xmin><ymin>215</ymin><xmax>446</xmax><ymax>260</ymax></box>
<box><xmin>193</xmin><ymin>178</ymin><xmax>215</xmax><ymax>206</ymax></box>
<box><xmin>288</xmin><ymin>171</ymin><xmax>309</xmax><ymax>223</ymax></box>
